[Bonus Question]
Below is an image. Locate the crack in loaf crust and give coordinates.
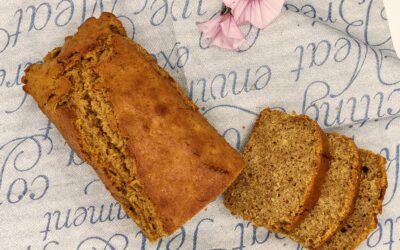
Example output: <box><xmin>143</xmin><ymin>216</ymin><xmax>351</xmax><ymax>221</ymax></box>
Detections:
<box><xmin>22</xmin><ymin>12</ymin><xmax>245</xmax><ymax>241</ymax></box>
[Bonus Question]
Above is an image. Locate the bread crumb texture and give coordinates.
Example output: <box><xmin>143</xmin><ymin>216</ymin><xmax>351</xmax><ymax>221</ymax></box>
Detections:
<box><xmin>317</xmin><ymin>149</ymin><xmax>387</xmax><ymax>250</ymax></box>
<box><xmin>288</xmin><ymin>133</ymin><xmax>361</xmax><ymax>248</ymax></box>
<box><xmin>224</xmin><ymin>108</ymin><xmax>329</xmax><ymax>233</ymax></box>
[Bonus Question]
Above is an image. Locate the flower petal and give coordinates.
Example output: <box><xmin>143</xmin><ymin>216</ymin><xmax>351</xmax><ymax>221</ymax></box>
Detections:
<box><xmin>232</xmin><ymin>0</ymin><xmax>284</xmax><ymax>29</ymax></box>
<box><xmin>210</xmin><ymin>30</ymin><xmax>245</xmax><ymax>51</ymax></box>
<box><xmin>220</xmin><ymin>14</ymin><xmax>245</xmax><ymax>40</ymax></box>
<box><xmin>198</xmin><ymin>13</ymin><xmax>245</xmax><ymax>50</ymax></box>
<box><xmin>197</xmin><ymin>15</ymin><xmax>224</xmax><ymax>39</ymax></box>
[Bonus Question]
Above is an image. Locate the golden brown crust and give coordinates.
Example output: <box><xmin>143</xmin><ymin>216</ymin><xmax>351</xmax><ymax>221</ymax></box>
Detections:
<box><xmin>97</xmin><ymin>33</ymin><xmax>245</xmax><ymax>235</ymax></box>
<box><xmin>22</xmin><ymin>12</ymin><xmax>244</xmax><ymax>240</ymax></box>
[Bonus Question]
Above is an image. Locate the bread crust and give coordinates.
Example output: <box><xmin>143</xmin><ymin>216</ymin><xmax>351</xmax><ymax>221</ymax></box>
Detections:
<box><xmin>22</xmin><ymin>12</ymin><xmax>245</xmax><ymax>241</ymax></box>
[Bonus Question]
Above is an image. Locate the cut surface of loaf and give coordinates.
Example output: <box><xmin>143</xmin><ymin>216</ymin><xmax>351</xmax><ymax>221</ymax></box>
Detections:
<box><xmin>288</xmin><ymin>133</ymin><xmax>361</xmax><ymax>248</ymax></box>
<box><xmin>317</xmin><ymin>149</ymin><xmax>387</xmax><ymax>250</ymax></box>
<box><xmin>224</xmin><ymin>108</ymin><xmax>330</xmax><ymax>232</ymax></box>
<box><xmin>22</xmin><ymin>13</ymin><xmax>244</xmax><ymax>241</ymax></box>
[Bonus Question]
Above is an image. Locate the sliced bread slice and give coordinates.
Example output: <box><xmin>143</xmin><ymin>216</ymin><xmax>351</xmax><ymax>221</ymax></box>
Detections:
<box><xmin>224</xmin><ymin>108</ymin><xmax>330</xmax><ymax>232</ymax></box>
<box><xmin>288</xmin><ymin>133</ymin><xmax>361</xmax><ymax>248</ymax></box>
<box><xmin>317</xmin><ymin>149</ymin><xmax>387</xmax><ymax>250</ymax></box>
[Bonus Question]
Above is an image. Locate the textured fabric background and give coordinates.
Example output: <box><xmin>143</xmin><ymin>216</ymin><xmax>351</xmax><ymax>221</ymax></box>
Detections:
<box><xmin>0</xmin><ymin>0</ymin><xmax>399</xmax><ymax>249</ymax></box>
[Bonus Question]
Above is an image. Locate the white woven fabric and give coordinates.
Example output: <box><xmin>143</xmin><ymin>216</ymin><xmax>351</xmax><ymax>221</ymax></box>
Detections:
<box><xmin>0</xmin><ymin>0</ymin><xmax>399</xmax><ymax>249</ymax></box>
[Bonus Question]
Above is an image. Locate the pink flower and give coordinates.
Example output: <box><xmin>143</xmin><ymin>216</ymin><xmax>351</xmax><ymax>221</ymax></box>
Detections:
<box><xmin>197</xmin><ymin>13</ymin><xmax>245</xmax><ymax>51</ymax></box>
<box><xmin>224</xmin><ymin>0</ymin><xmax>284</xmax><ymax>29</ymax></box>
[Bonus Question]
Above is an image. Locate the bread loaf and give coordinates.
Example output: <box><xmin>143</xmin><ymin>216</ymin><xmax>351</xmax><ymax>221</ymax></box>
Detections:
<box><xmin>22</xmin><ymin>12</ymin><xmax>245</xmax><ymax>241</ymax></box>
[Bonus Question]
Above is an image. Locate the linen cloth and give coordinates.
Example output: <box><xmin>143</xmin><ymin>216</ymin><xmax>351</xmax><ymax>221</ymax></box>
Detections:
<box><xmin>0</xmin><ymin>0</ymin><xmax>399</xmax><ymax>249</ymax></box>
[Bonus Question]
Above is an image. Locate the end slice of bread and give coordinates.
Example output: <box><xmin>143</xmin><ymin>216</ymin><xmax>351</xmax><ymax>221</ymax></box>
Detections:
<box><xmin>224</xmin><ymin>108</ymin><xmax>330</xmax><ymax>232</ymax></box>
<box><xmin>288</xmin><ymin>133</ymin><xmax>361</xmax><ymax>248</ymax></box>
<box><xmin>317</xmin><ymin>149</ymin><xmax>388</xmax><ymax>250</ymax></box>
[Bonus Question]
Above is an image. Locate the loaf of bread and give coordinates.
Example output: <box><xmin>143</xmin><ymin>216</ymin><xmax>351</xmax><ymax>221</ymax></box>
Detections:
<box><xmin>317</xmin><ymin>149</ymin><xmax>387</xmax><ymax>250</ymax></box>
<box><xmin>288</xmin><ymin>133</ymin><xmax>361</xmax><ymax>248</ymax></box>
<box><xmin>224</xmin><ymin>108</ymin><xmax>330</xmax><ymax>232</ymax></box>
<box><xmin>22</xmin><ymin>12</ymin><xmax>245</xmax><ymax>241</ymax></box>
